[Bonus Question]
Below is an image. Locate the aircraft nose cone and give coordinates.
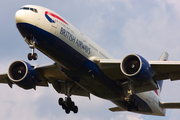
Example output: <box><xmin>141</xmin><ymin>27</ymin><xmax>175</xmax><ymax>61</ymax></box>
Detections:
<box><xmin>15</xmin><ymin>10</ymin><xmax>27</xmax><ymax>24</ymax></box>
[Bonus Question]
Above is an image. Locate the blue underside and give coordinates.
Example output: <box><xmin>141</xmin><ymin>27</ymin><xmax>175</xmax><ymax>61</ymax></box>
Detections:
<box><xmin>16</xmin><ymin>23</ymin><xmax>152</xmax><ymax>114</ymax></box>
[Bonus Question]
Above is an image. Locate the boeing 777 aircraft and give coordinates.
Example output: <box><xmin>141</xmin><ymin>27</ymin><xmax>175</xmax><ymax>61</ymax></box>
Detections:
<box><xmin>1</xmin><ymin>5</ymin><xmax>180</xmax><ymax>115</ymax></box>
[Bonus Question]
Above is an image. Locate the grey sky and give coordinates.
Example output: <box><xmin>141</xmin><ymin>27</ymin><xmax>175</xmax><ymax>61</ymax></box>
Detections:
<box><xmin>0</xmin><ymin>0</ymin><xmax>180</xmax><ymax>120</ymax></box>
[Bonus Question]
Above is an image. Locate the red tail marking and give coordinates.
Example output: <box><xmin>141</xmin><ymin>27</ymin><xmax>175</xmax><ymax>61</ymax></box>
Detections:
<box><xmin>154</xmin><ymin>90</ymin><xmax>158</xmax><ymax>95</ymax></box>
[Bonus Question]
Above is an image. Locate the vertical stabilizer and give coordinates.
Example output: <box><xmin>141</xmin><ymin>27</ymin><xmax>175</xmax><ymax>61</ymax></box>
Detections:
<box><xmin>159</xmin><ymin>51</ymin><xmax>169</xmax><ymax>61</ymax></box>
<box><xmin>157</xmin><ymin>51</ymin><xmax>169</xmax><ymax>96</ymax></box>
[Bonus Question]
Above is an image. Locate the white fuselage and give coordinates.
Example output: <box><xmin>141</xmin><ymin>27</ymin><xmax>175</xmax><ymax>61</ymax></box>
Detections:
<box><xmin>15</xmin><ymin>5</ymin><xmax>165</xmax><ymax>116</ymax></box>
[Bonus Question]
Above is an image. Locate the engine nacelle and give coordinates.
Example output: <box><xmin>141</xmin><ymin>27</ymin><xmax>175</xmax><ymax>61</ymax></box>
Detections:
<box><xmin>120</xmin><ymin>54</ymin><xmax>153</xmax><ymax>84</ymax></box>
<box><xmin>7</xmin><ymin>60</ymin><xmax>39</xmax><ymax>89</ymax></box>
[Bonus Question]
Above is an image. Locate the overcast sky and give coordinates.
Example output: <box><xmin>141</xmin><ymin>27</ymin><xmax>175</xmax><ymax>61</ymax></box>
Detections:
<box><xmin>1</xmin><ymin>0</ymin><xmax>180</xmax><ymax>120</ymax></box>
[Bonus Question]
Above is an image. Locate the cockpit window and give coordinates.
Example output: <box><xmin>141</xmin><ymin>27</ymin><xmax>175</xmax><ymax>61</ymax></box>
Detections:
<box><xmin>21</xmin><ymin>7</ymin><xmax>29</xmax><ymax>10</ymax></box>
<box><xmin>20</xmin><ymin>7</ymin><xmax>38</xmax><ymax>13</ymax></box>
<box><xmin>34</xmin><ymin>9</ymin><xmax>38</xmax><ymax>13</ymax></box>
<box><xmin>30</xmin><ymin>8</ymin><xmax>33</xmax><ymax>11</ymax></box>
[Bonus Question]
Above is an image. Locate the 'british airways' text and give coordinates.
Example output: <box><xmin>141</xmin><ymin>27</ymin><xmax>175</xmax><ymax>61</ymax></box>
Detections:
<box><xmin>60</xmin><ymin>27</ymin><xmax>90</xmax><ymax>54</ymax></box>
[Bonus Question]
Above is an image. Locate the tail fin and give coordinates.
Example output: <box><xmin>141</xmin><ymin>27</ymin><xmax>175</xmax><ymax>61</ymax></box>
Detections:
<box><xmin>157</xmin><ymin>51</ymin><xmax>169</xmax><ymax>96</ymax></box>
<box><xmin>159</xmin><ymin>51</ymin><xmax>169</xmax><ymax>61</ymax></box>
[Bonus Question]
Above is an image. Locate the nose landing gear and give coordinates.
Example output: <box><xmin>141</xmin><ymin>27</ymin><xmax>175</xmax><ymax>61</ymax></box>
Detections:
<box><xmin>28</xmin><ymin>45</ymin><xmax>38</xmax><ymax>60</ymax></box>
<box><xmin>24</xmin><ymin>36</ymin><xmax>38</xmax><ymax>61</ymax></box>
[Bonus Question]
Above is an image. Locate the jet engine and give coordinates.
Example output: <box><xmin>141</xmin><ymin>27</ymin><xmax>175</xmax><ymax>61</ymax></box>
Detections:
<box><xmin>120</xmin><ymin>54</ymin><xmax>153</xmax><ymax>84</ymax></box>
<box><xmin>7</xmin><ymin>60</ymin><xmax>39</xmax><ymax>89</ymax></box>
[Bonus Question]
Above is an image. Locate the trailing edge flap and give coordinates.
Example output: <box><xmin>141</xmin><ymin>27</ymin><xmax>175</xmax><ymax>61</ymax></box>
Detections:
<box><xmin>109</xmin><ymin>107</ymin><xmax>125</xmax><ymax>112</ymax></box>
<box><xmin>159</xmin><ymin>101</ymin><xmax>180</xmax><ymax>108</ymax></box>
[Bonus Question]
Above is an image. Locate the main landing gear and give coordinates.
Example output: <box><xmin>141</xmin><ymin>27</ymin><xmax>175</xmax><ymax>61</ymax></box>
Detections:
<box><xmin>123</xmin><ymin>81</ymin><xmax>140</xmax><ymax>111</ymax></box>
<box><xmin>125</xmin><ymin>95</ymin><xmax>140</xmax><ymax>111</ymax></box>
<box><xmin>28</xmin><ymin>45</ymin><xmax>38</xmax><ymax>60</ymax></box>
<box><xmin>58</xmin><ymin>97</ymin><xmax>78</xmax><ymax>114</ymax></box>
<box><xmin>58</xmin><ymin>82</ymin><xmax>78</xmax><ymax>114</ymax></box>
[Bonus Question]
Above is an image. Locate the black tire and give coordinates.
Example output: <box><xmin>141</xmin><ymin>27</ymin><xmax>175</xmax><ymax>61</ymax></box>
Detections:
<box><xmin>70</xmin><ymin>101</ymin><xmax>75</xmax><ymax>110</ymax></box>
<box><xmin>71</xmin><ymin>102</ymin><xmax>75</xmax><ymax>107</ymax></box>
<box><xmin>65</xmin><ymin>108</ymin><xmax>70</xmax><ymax>114</ymax></box>
<box><xmin>130</xmin><ymin>97</ymin><xmax>135</xmax><ymax>104</ymax></box>
<box><xmin>135</xmin><ymin>104</ymin><xmax>140</xmax><ymax>111</ymax></box>
<box><xmin>67</xmin><ymin>97</ymin><xmax>72</xmax><ymax>104</ymax></box>
<box><xmin>58</xmin><ymin>98</ymin><xmax>63</xmax><ymax>106</ymax></box>
<box><xmin>32</xmin><ymin>53</ymin><xmax>38</xmax><ymax>60</ymax></box>
<box><xmin>62</xmin><ymin>104</ymin><xmax>66</xmax><ymax>109</ymax></box>
<box><xmin>134</xmin><ymin>100</ymin><xmax>138</xmax><ymax>107</ymax></box>
<box><xmin>127</xmin><ymin>105</ymin><xmax>132</xmax><ymax>111</ymax></box>
<box><xmin>73</xmin><ymin>106</ymin><xmax>78</xmax><ymax>113</ymax></box>
<box><xmin>28</xmin><ymin>53</ymin><xmax>32</xmax><ymax>60</ymax></box>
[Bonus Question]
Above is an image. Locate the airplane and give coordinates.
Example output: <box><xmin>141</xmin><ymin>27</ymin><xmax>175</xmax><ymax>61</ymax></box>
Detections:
<box><xmin>1</xmin><ymin>4</ymin><xmax>180</xmax><ymax>115</ymax></box>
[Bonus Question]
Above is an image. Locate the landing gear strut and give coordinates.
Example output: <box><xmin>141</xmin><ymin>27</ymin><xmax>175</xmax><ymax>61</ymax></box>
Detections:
<box><xmin>58</xmin><ymin>97</ymin><xmax>78</xmax><ymax>114</ymax></box>
<box><xmin>123</xmin><ymin>81</ymin><xmax>140</xmax><ymax>111</ymax></box>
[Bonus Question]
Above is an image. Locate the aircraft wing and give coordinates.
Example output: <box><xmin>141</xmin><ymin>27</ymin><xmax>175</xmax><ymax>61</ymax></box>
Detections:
<box><xmin>99</xmin><ymin>59</ymin><xmax>180</xmax><ymax>93</ymax></box>
<box><xmin>100</xmin><ymin>59</ymin><xmax>180</xmax><ymax>81</ymax></box>
<box><xmin>1</xmin><ymin>57</ymin><xmax>180</xmax><ymax>95</ymax></box>
<box><xmin>0</xmin><ymin>63</ymin><xmax>89</xmax><ymax>97</ymax></box>
<box><xmin>149</xmin><ymin>61</ymin><xmax>180</xmax><ymax>81</ymax></box>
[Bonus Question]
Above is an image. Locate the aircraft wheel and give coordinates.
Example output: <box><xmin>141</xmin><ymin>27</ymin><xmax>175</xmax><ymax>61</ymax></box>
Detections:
<box><xmin>127</xmin><ymin>105</ymin><xmax>132</xmax><ymax>111</ymax></box>
<box><xmin>65</xmin><ymin>108</ymin><xmax>70</xmax><ymax>114</ymax></box>
<box><xmin>28</xmin><ymin>53</ymin><xmax>32</xmax><ymax>60</ymax></box>
<box><xmin>73</xmin><ymin>106</ymin><xmax>78</xmax><ymax>113</ymax></box>
<box><xmin>67</xmin><ymin>97</ymin><xmax>72</xmax><ymax>104</ymax></box>
<box><xmin>134</xmin><ymin>100</ymin><xmax>138</xmax><ymax>107</ymax></box>
<box><xmin>58</xmin><ymin>98</ymin><xmax>63</xmax><ymax>106</ymax></box>
<box><xmin>32</xmin><ymin>53</ymin><xmax>38</xmax><ymax>60</ymax></box>
<box><xmin>62</xmin><ymin>104</ymin><xmax>66</xmax><ymax>110</ymax></box>
<box><xmin>135</xmin><ymin>104</ymin><xmax>140</xmax><ymax>111</ymax></box>
<box><xmin>70</xmin><ymin>101</ymin><xmax>75</xmax><ymax>109</ymax></box>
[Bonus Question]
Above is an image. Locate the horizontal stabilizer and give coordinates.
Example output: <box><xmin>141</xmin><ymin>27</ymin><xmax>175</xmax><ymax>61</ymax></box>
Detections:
<box><xmin>109</xmin><ymin>107</ymin><xmax>125</xmax><ymax>112</ymax></box>
<box><xmin>159</xmin><ymin>101</ymin><xmax>180</xmax><ymax>108</ymax></box>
